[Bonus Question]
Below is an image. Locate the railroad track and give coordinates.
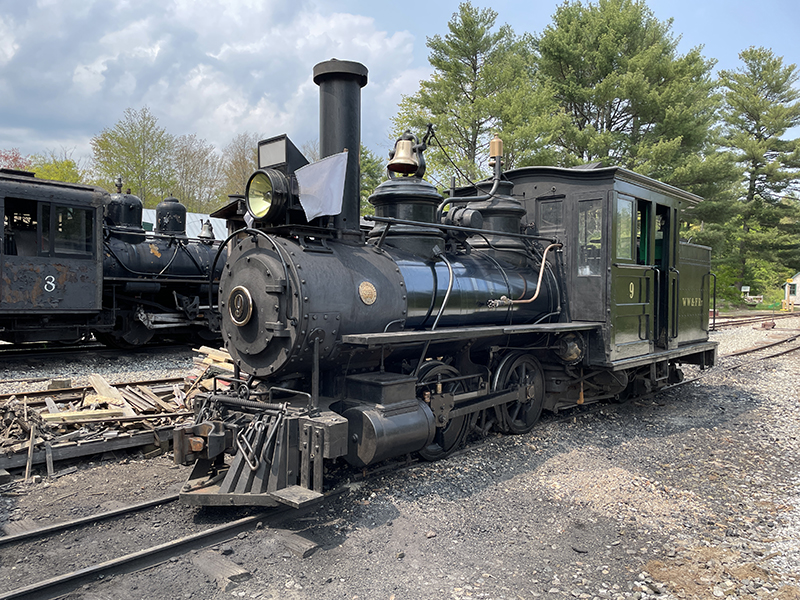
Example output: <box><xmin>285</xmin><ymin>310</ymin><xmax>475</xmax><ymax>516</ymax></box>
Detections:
<box><xmin>0</xmin><ymin>497</ymin><xmax>274</xmax><ymax>600</ymax></box>
<box><xmin>0</xmin><ymin>479</ymin><xmax>347</xmax><ymax>600</ymax></box>
<box><xmin>2</xmin><ymin>325</ymin><xmax>798</xmax><ymax>599</ymax></box>
<box><xmin>710</xmin><ymin>312</ymin><xmax>797</xmax><ymax>330</ymax></box>
<box><xmin>0</xmin><ymin>342</ymin><xmax>190</xmax><ymax>365</ymax></box>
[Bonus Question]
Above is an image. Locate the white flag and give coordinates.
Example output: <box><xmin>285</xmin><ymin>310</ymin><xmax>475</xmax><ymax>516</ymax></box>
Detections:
<box><xmin>295</xmin><ymin>150</ymin><xmax>348</xmax><ymax>221</ymax></box>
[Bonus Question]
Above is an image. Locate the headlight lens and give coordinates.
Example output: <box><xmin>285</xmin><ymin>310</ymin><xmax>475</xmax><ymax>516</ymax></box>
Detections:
<box><xmin>247</xmin><ymin>172</ymin><xmax>274</xmax><ymax>219</ymax></box>
<box><xmin>245</xmin><ymin>169</ymin><xmax>288</xmax><ymax>223</ymax></box>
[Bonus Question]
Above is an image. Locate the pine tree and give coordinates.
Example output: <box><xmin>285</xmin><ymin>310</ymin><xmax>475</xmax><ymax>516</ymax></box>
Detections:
<box><xmin>715</xmin><ymin>46</ymin><xmax>800</xmax><ymax>298</ymax></box>
<box><xmin>535</xmin><ymin>0</ymin><xmax>726</xmax><ymax>194</ymax></box>
<box><xmin>393</xmin><ymin>2</ymin><xmax>553</xmax><ymax>186</ymax></box>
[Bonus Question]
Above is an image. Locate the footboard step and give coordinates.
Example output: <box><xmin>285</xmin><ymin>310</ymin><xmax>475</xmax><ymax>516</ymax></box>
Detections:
<box><xmin>270</xmin><ymin>485</ymin><xmax>324</xmax><ymax>508</ymax></box>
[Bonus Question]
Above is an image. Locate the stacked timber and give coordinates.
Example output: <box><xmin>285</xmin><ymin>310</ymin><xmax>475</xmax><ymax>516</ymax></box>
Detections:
<box><xmin>0</xmin><ymin>346</ymin><xmax>235</xmax><ymax>474</ymax></box>
<box><xmin>184</xmin><ymin>346</ymin><xmax>235</xmax><ymax>404</ymax></box>
<box><xmin>0</xmin><ymin>373</ymin><xmax>192</xmax><ymax>473</ymax></box>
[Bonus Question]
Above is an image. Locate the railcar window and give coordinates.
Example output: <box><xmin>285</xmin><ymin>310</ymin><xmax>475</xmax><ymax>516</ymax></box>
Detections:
<box><xmin>578</xmin><ymin>199</ymin><xmax>602</xmax><ymax>276</ymax></box>
<box><xmin>3</xmin><ymin>198</ymin><xmax>38</xmax><ymax>256</ymax></box>
<box><xmin>537</xmin><ymin>199</ymin><xmax>563</xmax><ymax>232</ymax></box>
<box><xmin>53</xmin><ymin>205</ymin><xmax>93</xmax><ymax>256</ymax></box>
<box><xmin>615</xmin><ymin>196</ymin><xmax>633</xmax><ymax>260</ymax></box>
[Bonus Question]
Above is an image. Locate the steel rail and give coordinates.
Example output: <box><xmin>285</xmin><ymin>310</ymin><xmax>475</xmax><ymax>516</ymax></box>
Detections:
<box><xmin>0</xmin><ymin>494</ymin><xmax>179</xmax><ymax>547</ymax></box>
<box><xmin>0</xmin><ymin>511</ymin><xmax>276</xmax><ymax>600</ymax></box>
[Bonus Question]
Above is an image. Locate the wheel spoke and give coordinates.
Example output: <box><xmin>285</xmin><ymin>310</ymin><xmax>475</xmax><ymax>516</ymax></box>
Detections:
<box><xmin>492</xmin><ymin>353</ymin><xmax>544</xmax><ymax>434</ymax></box>
<box><xmin>417</xmin><ymin>362</ymin><xmax>469</xmax><ymax>461</ymax></box>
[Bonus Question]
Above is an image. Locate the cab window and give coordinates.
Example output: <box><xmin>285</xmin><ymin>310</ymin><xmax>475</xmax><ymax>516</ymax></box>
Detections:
<box><xmin>53</xmin><ymin>205</ymin><xmax>94</xmax><ymax>256</ymax></box>
<box><xmin>578</xmin><ymin>199</ymin><xmax>603</xmax><ymax>276</ymax></box>
<box><xmin>615</xmin><ymin>196</ymin><xmax>634</xmax><ymax>261</ymax></box>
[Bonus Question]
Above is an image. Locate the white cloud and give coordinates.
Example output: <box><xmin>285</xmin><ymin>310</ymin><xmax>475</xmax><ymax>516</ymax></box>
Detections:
<box><xmin>1</xmin><ymin>0</ymin><xmax>423</xmax><ymax>162</ymax></box>
<box><xmin>72</xmin><ymin>57</ymin><xmax>109</xmax><ymax>94</ymax></box>
<box><xmin>0</xmin><ymin>16</ymin><xmax>18</xmax><ymax>65</ymax></box>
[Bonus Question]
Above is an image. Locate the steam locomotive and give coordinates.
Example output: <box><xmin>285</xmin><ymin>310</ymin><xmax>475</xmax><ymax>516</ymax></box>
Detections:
<box><xmin>0</xmin><ymin>172</ymin><xmax>222</xmax><ymax>347</ymax></box>
<box><xmin>174</xmin><ymin>60</ymin><xmax>717</xmax><ymax>509</ymax></box>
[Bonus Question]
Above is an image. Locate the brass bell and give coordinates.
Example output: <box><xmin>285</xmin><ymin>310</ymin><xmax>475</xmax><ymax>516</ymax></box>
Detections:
<box><xmin>198</xmin><ymin>220</ymin><xmax>215</xmax><ymax>240</ymax></box>
<box><xmin>387</xmin><ymin>138</ymin><xmax>419</xmax><ymax>174</ymax></box>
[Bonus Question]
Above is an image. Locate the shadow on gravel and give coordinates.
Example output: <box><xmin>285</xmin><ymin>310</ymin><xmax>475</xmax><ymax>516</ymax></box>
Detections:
<box><xmin>314</xmin><ymin>377</ymin><xmax>770</xmax><ymax>525</ymax></box>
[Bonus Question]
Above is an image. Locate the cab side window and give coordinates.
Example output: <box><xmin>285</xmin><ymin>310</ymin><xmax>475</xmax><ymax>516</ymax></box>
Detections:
<box><xmin>578</xmin><ymin>199</ymin><xmax>603</xmax><ymax>276</ymax></box>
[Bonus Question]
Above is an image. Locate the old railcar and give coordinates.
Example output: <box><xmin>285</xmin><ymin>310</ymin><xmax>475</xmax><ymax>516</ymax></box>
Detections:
<box><xmin>0</xmin><ymin>169</ymin><xmax>222</xmax><ymax>345</ymax></box>
<box><xmin>1</xmin><ymin>170</ymin><xmax>105</xmax><ymax>342</ymax></box>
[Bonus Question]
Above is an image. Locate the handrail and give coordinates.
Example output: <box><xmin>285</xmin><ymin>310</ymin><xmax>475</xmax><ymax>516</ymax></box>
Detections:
<box><xmin>366</xmin><ymin>215</ymin><xmax>559</xmax><ymax>244</ymax></box>
<box><xmin>670</xmin><ymin>267</ymin><xmax>680</xmax><ymax>339</ymax></box>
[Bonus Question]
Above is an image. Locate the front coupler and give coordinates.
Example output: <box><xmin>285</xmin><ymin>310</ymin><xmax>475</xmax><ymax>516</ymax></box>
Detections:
<box><xmin>174</xmin><ymin>393</ymin><xmax>348</xmax><ymax>508</ymax></box>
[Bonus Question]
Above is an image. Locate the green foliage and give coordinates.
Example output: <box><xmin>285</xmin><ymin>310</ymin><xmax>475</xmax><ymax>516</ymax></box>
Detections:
<box><xmin>360</xmin><ymin>145</ymin><xmax>386</xmax><ymax>216</ymax></box>
<box><xmin>173</xmin><ymin>134</ymin><xmax>223</xmax><ymax>213</ymax></box>
<box><xmin>219</xmin><ymin>132</ymin><xmax>260</xmax><ymax>203</ymax></box>
<box><xmin>715</xmin><ymin>47</ymin><xmax>800</xmax><ymax>287</ymax></box>
<box><xmin>91</xmin><ymin>107</ymin><xmax>176</xmax><ymax>208</ymax></box>
<box><xmin>535</xmin><ymin>0</ymin><xmax>726</xmax><ymax>194</ymax></box>
<box><xmin>29</xmin><ymin>149</ymin><xmax>87</xmax><ymax>183</ymax></box>
<box><xmin>392</xmin><ymin>2</ymin><xmax>552</xmax><ymax>186</ymax></box>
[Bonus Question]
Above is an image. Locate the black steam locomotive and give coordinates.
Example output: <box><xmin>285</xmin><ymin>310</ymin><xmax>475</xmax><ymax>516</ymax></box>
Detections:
<box><xmin>174</xmin><ymin>60</ymin><xmax>717</xmax><ymax>508</ymax></box>
<box><xmin>0</xmin><ymin>172</ymin><xmax>222</xmax><ymax>347</ymax></box>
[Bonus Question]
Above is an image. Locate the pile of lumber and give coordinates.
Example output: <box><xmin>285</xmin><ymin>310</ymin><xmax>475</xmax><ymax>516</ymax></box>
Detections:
<box><xmin>0</xmin><ymin>346</ymin><xmax>239</xmax><ymax>474</ymax></box>
<box><xmin>184</xmin><ymin>346</ymin><xmax>235</xmax><ymax>403</ymax></box>
<box><xmin>0</xmin><ymin>373</ymin><xmax>193</xmax><ymax>472</ymax></box>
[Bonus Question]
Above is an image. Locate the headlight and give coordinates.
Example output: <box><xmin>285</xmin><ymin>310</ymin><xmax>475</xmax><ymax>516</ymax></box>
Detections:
<box><xmin>245</xmin><ymin>169</ymin><xmax>289</xmax><ymax>223</ymax></box>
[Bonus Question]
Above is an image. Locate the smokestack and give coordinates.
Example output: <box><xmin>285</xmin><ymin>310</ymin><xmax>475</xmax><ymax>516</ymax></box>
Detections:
<box><xmin>312</xmin><ymin>59</ymin><xmax>368</xmax><ymax>234</ymax></box>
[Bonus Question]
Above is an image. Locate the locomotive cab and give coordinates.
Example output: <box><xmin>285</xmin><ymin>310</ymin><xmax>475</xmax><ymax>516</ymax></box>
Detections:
<box><xmin>503</xmin><ymin>166</ymin><xmax>716</xmax><ymax>369</ymax></box>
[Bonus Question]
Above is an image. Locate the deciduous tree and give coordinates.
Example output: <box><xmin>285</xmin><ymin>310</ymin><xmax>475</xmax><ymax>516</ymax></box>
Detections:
<box><xmin>29</xmin><ymin>148</ymin><xmax>87</xmax><ymax>183</ymax></box>
<box><xmin>0</xmin><ymin>148</ymin><xmax>31</xmax><ymax>171</ymax></box>
<box><xmin>360</xmin><ymin>146</ymin><xmax>386</xmax><ymax>216</ymax></box>
<box><xmin>220</xmin><ymin>132</ymin><xmax>260</xmax><ymax>199</ymax></box>
<box><xmin>173</xmin><ymin>134</ymin><xmax>223</xmax><ymax>213</ymax></box>
<box><xmin>91</xmin><ymin>107</ymin><xmax>175</xmax><ymax>207</ymax></box>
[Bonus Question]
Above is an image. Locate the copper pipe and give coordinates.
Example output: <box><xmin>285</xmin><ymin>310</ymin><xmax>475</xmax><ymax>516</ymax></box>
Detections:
<box><xmin>489</xmin><ymin>243</ymin><xmax>562</xmax><ymax>307</ymax></box>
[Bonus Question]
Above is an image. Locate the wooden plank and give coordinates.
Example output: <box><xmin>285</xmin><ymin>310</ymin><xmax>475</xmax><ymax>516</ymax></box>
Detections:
<box><xmin>116</xmin><ymin>391</ymin><xmax>148</xmax><ymax>413</ymax></box>
<box><xmin>121</xmin><ymin>387</ymin><xmax>157</xmax><ymax>412</ymax></box>
<box><xmin>194</xmin><ymin>346</ymin><xmax>233</xmax><ymax>363</ymax></box>
<box><xmin>41</xmin><ymin>409</ymin><xmax>125</xmax><ymax>423</ymax></box>
<box><xmin>24</xmin><ymin>426</ymin><xmax>35</xmax><ymax>481</ymax></box>
<box><xmin>273</xmin><ymin>529</ymin><xmax>319</xmax><ymax>558</ymax></box>
<box><xmin>0</xmin><ymin>428</ymin><xmax>175</xmax><ymax>470</ymax></box>
<box><xmin>1</xmin><ymin>518</ymin><xmax>38</xmax><ymax>537</ymax></box>
<box><xmin>45</xmin><ymin>442</ymin><xmax>54</xmax><ymax>477</ymax></box>
<box><xmin>269</xmin><ymin>485</ymin><xmax>324</xmax><ymax>509</ymax></box>
<box><xmin>44</xmin><ymin>397</ymin><xmax>59</xmax><ymax>414</ymax></box>
<box><xmin>191</xmin><ymin>550</ymin><xmax>251</xmax><ymax>591</ymax></box>
<box><xmin>89</xmin><ymin>374</ymin><xmax>136</xmax><ymax>417</ymax></box>
<box><xmin>136</xmin><ymin>386</ymin><xmax>176</xmax><ymax>413</ymax></box>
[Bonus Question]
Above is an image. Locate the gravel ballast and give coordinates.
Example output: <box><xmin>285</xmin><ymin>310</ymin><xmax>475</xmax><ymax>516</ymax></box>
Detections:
<box><xmin>1</xmin><ymin>321</ymin><xmax>799</xmax><ymax>600</ymax></box>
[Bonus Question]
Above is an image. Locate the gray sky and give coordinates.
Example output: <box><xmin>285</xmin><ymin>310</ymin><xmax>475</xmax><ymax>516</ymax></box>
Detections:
<box><xmin>1</xmin><ymin>0</ymin><xmax>798</xmax><ymax>164</ymax></box>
